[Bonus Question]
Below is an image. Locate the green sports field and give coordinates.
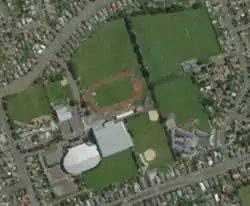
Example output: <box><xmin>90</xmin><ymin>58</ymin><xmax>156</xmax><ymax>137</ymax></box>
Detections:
<box><xmin>72</xmin><ymin>19</ymin><xmax>141</xmax><ymax>107</ymax></box>
<box><xmin>132</xmin><ymin>8</ymin><xmax>218</xmax><ymax>130</ymax></box>
<box><xmin>94</xmin><ymin>77</ymin><xmax>135</xmax><ymax>107</ymax></box>
<box><xmin>7</xmin><ymin>84</ymin><xmax>51</xmax><ymax>123</ymax></box>
<box><xmin>155</xmin><ymin>75</ymin><xmax>209</xmax><ymax>130</ymax></box>
<box><xmin>46</xmin><ymin>81</ymin><xmax>72</xmax><ymax>104</ymax></box>
<box><xmin>133</xmin><ymin>8</ymin><xmax>220</xmax><ymax>79</ymax></box>
<box><xmin>239</xmin><ymin>186</ymin><xmax>250</xmax><ymax>206</ymax></box>
<box><xmin>127</xmin><ymin>114</ymin><xmax>173</xmax><ymax>169</ymax></box>
<box><xmin>83</xmin><ymin>149</ymin><xmax>137</xmax><ymax>188</ymax></box>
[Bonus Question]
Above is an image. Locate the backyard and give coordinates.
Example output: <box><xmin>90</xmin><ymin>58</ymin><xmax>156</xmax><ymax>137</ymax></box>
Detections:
<box><xmin>133</xmin><ymin>8</ymin><xmax>220</xmax><ymax>80</ymax></box>
<box><xmin>83</xmin><ymin>149</ymin><xmax>137</xmax><ymax>188</ymax></box>
<box><xmin>7</xmin><ymin>84</ymin><xmax>51</xmax><ymax>123</ymax></box>
<box><xmin>127</xmin><ymin>114</ymin><xmax>173</xmax><ymax>169</ymax></box>
<box><xmin>46</xmin><ymin>81</ymin><xmax>72</xmax><ymax>104</ymax></box>
<box><xmin>239</xmin><ymin>186</ymin><xmax>250</xmax><ymax>206</ymax></box>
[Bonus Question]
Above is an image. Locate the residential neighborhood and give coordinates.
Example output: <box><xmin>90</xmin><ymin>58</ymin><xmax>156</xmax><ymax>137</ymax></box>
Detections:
<box><xmin>1</xmin><ymin>0</ymin><xmax>250</xmax><ymax>205</ymax></box>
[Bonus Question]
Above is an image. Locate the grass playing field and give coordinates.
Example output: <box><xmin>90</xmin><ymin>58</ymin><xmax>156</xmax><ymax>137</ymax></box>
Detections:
<box><xmin>94</xmin><ymin>77</ymin><xmax>135</xmax><ymax>107</ymax></box>
<box><xmin>133</xmin><ymin>8</ymin><xmax>220</xmax><ymax>80</ymax></box>
<box><xmin>72</xmin><ymin>19</ymin><xmax>139</xmax><ymax>87</ymax></box>
<box><xmin>127</xmin><ymin>114</ymin><xmax>173</xmax><ymax>169</ymax></box>
<box><xmin>155</xmin><ymin>75</ymin><xmax>209</xmax><ymax>130</ymax></box>
<box><xmin>46</xmin><ymin>81</ymin><xmax>72</xmax><ymax>104</ymax></box>
<box><xmin>72</xmin><ymin>19</ymin><xmax>143</xmax><ymax>107</ymax></box>
<box><xmin>83</xmin><ymin>149</ymin><xmax>137</xmax><ymax>188</ymax></box>
<box><xmin>132</xmin><ymin>8</ymin><xmax>218</xmax><ymax>130</ymax></box>
<box><xmin>7</xmin><ymin>84</ymin><xmax>51</xmax><ymax>123</ymax></box>
<box><xmin>239</xmin><ymin>186</ymin><xmax>250</xmax><ymax>206</ymax></box>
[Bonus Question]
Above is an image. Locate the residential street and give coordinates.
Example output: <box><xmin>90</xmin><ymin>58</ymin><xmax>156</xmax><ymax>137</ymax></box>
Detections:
<box><xmin>105</xmin><ymin>154</ymin><xmax>250</xmax><ymax>206</ymax></box>
<box><xmin>217</xmin><ymin>0</ymin><xmax>249</xmax><ymax>156</ymax></box>
<box><xmin>0</xmin><ymin>0</ymin><xmax>249</xmax><ymax>205</ymax></box>
<box><xmin>0</xmin><ymin>0</ymin><xmax>118</xmax><ymax>98</ymax></box>
<box><xmin>0</xmin><ymin>103</ymin><xmax>38</xmax><ymax>206</ymax></box>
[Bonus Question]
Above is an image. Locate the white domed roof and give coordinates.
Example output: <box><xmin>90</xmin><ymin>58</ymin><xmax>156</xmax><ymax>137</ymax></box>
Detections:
<box><xmin>63</xmin><ymin>143</ymin><xmax>101</xmax><ymax>175</ymax></box>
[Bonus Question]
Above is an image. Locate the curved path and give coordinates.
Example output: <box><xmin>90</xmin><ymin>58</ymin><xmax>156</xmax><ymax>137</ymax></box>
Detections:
<box><xmin>0</xmin><ymin>0</ymin><xmax>118</xmax><ymax>98</ymax></box>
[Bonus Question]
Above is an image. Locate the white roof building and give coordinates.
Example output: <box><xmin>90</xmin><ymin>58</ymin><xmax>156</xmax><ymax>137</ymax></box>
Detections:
<box><xmin>63</xmin><ymin>143</ymin><xmax>101</xmax><ymax>175</ymax></box>
<box><xmin>93</xmin><ymin>121</ymin><xmax>134</xmax><ymax>157</ymax></box>
<box><xmin>56</xmin><ymin>105</ymin><xmax>72</xmax><ymax>122</ymax></box>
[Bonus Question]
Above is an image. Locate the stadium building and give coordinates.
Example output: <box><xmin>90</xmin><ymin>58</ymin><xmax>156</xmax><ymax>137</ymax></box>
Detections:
<box><xmin>63</xmin><ymin>143</ymin><xmax>101</xmax><ymax>175</ymax></box>
<box><xmin>62</xmin><ymin>120</ymin><xmax>134</xmax><ymax>175</ymax></box>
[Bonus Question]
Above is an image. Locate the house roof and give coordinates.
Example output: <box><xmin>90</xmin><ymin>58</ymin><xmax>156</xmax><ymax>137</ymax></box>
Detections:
<box><xmin>63</xmin><ymin>143</ymin><xmax>101</xmax><ymax>175</ymax></box>
<box><xmin>93</xmin><ymin>121</ymin><xmax>133</xmax><ymax>157</ymax></box>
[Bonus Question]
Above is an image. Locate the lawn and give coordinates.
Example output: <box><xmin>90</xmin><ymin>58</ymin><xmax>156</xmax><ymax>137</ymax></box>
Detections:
<box><xmin>133</xmin><ymin>8</ymin><xmax>220</xmax><ymax>80</ymax></box>
<box><xmin>46</xmin><ymin>81</ymin><xmax>72</xmax><ymax>104</ymax></box>
<box><xmin>127</xmin><ymin>114</ymin><xmax>173</xmax><ymax>169</ymax></box>
<box><xmin>7</xmin><ymin>84</ymin><xmax>51</xmax><ymax>123</ymax></box>
<box><xmin>239</xmin><ymin>186</ymin><xmax>250</xmax><ymax>206</ymax></box>
<box><xmin>83</xmin><ymin>149</ymin><xmax>137</xmax><ymax>188</ymax></box>
<box><xmin>72</xmin><ymin>19</ymin><xmax>139</xmax><ymax>87</ymax></box>
<box><xmin>155</xmin><ymin>75</ymin><xmax>209</xmax><ymax>130</ymax></box>
<box><xmin>94</xmin><ymin>77</ymin><xmax>134</xmax><ymax>107</ymax></box>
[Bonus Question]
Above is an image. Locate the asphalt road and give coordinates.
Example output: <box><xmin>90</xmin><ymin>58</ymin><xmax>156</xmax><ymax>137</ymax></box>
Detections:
<box><xmin>0</xmin><ymin>0</ymin><xmax>118</xmax><ymax>98</ymax></box>
<box><xmin>0</xmin><ymin>0</ymin><xmax>118</xmax><ymax>204</ymax></box>
<box><xmin>217</xmin><ymin>0</ymin><xmax>249</xmax><ymax>154</ymax></box>
<box><xmin>236</xmin><ymin>23</ymin><xmax>250</xmax><ymax>32</ymax></box>
<box><xmin>0</xmin><ymin>103</ymin><xmax>38</xmax><ymax>206</ymax></box>
<box><xmin>104</xmin><ymin>154</ymin><xmax>250</xmax><ymax>205</ymax></box>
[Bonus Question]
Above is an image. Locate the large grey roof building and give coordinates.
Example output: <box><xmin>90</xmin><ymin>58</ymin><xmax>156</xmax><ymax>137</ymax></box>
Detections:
<box><xmin>93</xmin><ymin>121</ymin><xmax>133</xmax><ymax>157</ymax></box>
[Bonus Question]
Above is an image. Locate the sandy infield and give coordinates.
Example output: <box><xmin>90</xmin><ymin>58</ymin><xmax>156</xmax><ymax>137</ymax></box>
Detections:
<box><xmin>144</xmin><ymin>149</ymin><xmax>156</xmax><ymax>162</ymax></box>
<box><xmin>148</xmin><ymin>110</ymin><xmax>159</xmax><ymax>121</ymax></box>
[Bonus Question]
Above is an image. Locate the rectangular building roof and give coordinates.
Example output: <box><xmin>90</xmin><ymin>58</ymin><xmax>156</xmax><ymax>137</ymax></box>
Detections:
<box><xmin>56</xmin><ymin>105</ymin><xmax>72</xmax><ymax>122</ymax></box>
<box><xmin>44</xmin><ymin>144</ymin><xmax>63</xmax><ymax>166</ymax></box>
<box><xmin>47</xmin><ymin>165</ymin><xmax>66</xmax><ymax>183</ymax></box>
<box><xmin>52</xmin><ymin>179</ymin><xmax>78</xmax><ymax>196</ymax></box>
<box><xmin>93</xmin><ymin>121</ymin><xmax>133</xmax><ymax>157</ymax></box>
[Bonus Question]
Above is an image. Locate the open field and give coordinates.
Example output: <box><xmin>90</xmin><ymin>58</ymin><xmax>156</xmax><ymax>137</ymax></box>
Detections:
<box><xmin>46</xmin><ymin>81</ymin><xmax>72</xmax><ymax>104</ymax></box>
<box><xmin>133</xmin><ymin>8</ymin><xmax>220</xmax><ymax>80</ymax></box>
<box><xmin>72</xmin><ymin>19</ymin><xmax>141</xmax><ymax>108</ymax></box>
<box><xmin>93</xmin><ymin>77</ymin><xmax>135</xmax><ymax>107</ymax></box>
<box><xmin>83</xmin><ymin>149</ymin><xmax>137</xmax><ymax>188</ymax></box>
<box><xmin>155</xmin><ymin>75</ymin><xmax>209</xmax><ymax>130</ymax></box>
<box><xmin>7</xmin><ymin>84</ymin><xmax>51</xmax><ymax>123</ymax></box>
<box><xmin>127</xmin><ymin>114</ymin><xmax>173</xmax><ymax>169</ymax></box>
<box><xmin>239</xmin><ymin>186</ymin><xmax>250</xmax><ymax>206</ymax></box>
<box><xmin>72</xmin><ymin>19</ymin><xmax>139</xmax><ymax>86</ymax></box>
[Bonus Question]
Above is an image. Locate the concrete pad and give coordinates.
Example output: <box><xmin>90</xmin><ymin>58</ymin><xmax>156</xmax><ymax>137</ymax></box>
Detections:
<box><xmin>144</xmin><ymin>149</ymin><xmax>156</xmax><ymax>162</ymax></box>
<box><xmin>148</xmin><ymin>110</ymin><xmax>159</xmax><ymax>122</ymax></box>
